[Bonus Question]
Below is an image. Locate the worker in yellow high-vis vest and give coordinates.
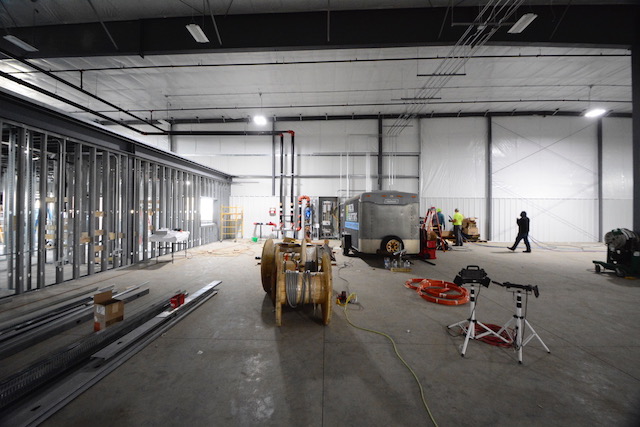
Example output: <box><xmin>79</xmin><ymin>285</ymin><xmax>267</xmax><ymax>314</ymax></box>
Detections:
<box><xmin>451</xmin><ymin>208</ymin><xmax>464</xmax><ymax>246</ymax></box>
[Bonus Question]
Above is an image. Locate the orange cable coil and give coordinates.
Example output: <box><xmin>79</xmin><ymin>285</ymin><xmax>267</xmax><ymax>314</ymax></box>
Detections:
<box><xmin>405</xmin><ymin>278</ymin><xmax>470</xmax><ymax>305</ymax></box>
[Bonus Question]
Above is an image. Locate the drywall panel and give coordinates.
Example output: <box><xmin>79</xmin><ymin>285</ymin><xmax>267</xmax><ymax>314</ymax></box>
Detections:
<box><xmin>602</xmin><ymin>117</ymin><xmax>633</xmax><ymax>234</ymax></box>
<box><xmin>492</xmin><ymin>116</ymin><xmax>598</xmax><ymax>242</ymax></box>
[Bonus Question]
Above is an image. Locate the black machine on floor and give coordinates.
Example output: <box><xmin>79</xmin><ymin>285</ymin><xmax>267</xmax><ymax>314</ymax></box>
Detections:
<box><xmin>593</xmin><ymin>228</ymin><xmax>640</xmax><ymax>277</ymax></box>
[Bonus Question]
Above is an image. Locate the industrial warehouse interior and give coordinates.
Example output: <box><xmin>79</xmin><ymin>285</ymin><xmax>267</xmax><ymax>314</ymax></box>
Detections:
<box><xmin>0</xmin><ymin>1</ymin><xmax>638</xmax><ymax>426</ymax></box>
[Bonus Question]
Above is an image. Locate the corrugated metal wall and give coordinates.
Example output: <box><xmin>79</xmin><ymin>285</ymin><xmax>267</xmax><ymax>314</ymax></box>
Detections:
<box><xmin>175</xmin><ymin>116</ymin><xmax>633</xmax><ymax>242</ymax></box>
<box><xmin>492</xmin><ymin>116</ymin><xmax>599</xmax><ymax>242</ymax></box>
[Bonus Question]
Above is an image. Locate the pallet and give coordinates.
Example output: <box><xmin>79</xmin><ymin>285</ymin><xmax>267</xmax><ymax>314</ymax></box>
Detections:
<box><xmin>390</xmin><ymin>267</ymin><xmax>412</xmax><ymax>273</ymax></box>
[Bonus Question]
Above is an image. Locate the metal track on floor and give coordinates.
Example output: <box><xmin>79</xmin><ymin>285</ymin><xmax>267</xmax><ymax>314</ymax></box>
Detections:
<box><xmin>0</xmin><ymin>280</ymin><xmax>220</xmax><ymax>427</ymax></box>
<box><xmin>0</xmin><ymin>284</ymin><xmax>150</xmax><ymax>359</ymax></box>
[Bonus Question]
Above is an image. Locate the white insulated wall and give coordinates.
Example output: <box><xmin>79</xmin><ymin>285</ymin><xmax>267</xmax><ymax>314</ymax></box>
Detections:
<box><xmin>174</xmin><ymin>120</ymin><xmax>419</xmax><ymax>236</ymax></box>
<box><xmin>602</xmin><ymin>118</ymin><xmax>633</xmax><ymax>233</ymax></box>
<box><xmin>172</xmin><ymin>116</ymin><xmax>633</xmax><ymax>242</ymax></box>
<box><xmin>492</xmin><ymin>116</ymin><xmax>599</xmax><ymax>242</ymax></box>
<box><xmin>420</xmin><ymin>117</ymin><xmax>487</xmax><ymax>234</ymax></box>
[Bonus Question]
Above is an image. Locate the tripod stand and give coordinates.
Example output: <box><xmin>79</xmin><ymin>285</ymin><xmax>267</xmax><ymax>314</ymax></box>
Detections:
<box><xmin>447</xmin><ymin>266</ymin><xmax>510</xmax><ymax>357</ymax></box>
<box><xmin>493</xmin><ymin>281</ymin><xmax>550</xmax><ymax>364</ymax></box>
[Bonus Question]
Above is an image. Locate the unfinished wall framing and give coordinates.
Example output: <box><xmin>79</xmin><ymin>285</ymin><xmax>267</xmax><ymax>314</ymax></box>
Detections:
<box><xmin>0</xmin><ymin>95</ymin><xmax>231</xmax><ymax>298</ymax></box>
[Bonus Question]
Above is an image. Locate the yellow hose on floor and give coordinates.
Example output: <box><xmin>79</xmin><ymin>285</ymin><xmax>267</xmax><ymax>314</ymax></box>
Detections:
<box><xmin>341</xmin><ymin>293</ymin><xmax>439</xmax><ymax>427</ymax></box>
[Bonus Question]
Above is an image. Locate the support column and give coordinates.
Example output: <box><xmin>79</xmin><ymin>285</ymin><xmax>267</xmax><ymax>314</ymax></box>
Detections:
<box><xmin>272</xmin><ymin>120</ymin><xmax>276</xmax><ymax>196</ymax></box>
<box><xmin>597</xmin><ymin>118</ymin><xmax>603</xmax><ymax>241</ymax></box>
<box><xmin>486</xmin><ymin>115</ymin><xmax>493</xmax><ymax>241</ymax></box>
<box><xmin>633</xmin><ymin>19</ymin><xmax>640</xmax><ymax>232</ymax></box>
<box><xmin>378</xmin><ymin>116</ymin><xmax>383</xmax><ymax>191</ymax></box>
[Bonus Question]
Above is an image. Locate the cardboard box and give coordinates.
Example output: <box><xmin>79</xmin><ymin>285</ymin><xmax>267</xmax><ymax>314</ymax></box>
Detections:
<box><xmin>441</xmin><ymin>231</ymin><xmax>453</xmax><ymax>238</ymax></box>
<box><xmin>462</xmin><ymin>217</ymin><xmax>478</xmax><ymax>228</ymax></box>
<box><xmin>93</xmin><ymin>290</ymin><xmax>124</xmax><ymax>331</ymax></box>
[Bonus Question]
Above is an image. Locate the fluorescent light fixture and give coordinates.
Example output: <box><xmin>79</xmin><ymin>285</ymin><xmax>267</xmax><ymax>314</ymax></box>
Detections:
<box><xmin>186</xmin><ymin>24</ymin><xmax>210</xmax><ymax>43</ymax></box>
<box><xmin>3</xmin><ymin>35</ymin><xmax>38</xmax><ymax>52</ymax></box>
<box><xmin>508</xmin><ymin>13</ymin><xmax>537</xmax><ymax>34</ymax></box>
<box><xmin>584</xmin><ymin>108</ymin><xmax>606</xmax><ymax>118</ymax></box>
<box><xmin>253</xmin><ymin>115</ymin><xmax>267</xmax><ymax>126</ymax></box>
<box><xmin>157</xmin><ymin>119</ymin><xmax>171</xmax><ymax>126</ymax></box>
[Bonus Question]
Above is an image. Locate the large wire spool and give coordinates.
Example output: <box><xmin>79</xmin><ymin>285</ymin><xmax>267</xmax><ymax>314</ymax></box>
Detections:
<box><xmin>320</xmin><ymin>252</ymin><xmax>333</xmax><ymax>325</ymax></box>
<box><xmin>261</xmin><ymin>238</ymin><xmax>333</xmax><ymax>326</ymax></box>
<box><xmin>604</xmin><ymin>228</ymin><xmax>638</xmax><ymax>250</ymax></box>
<box><xmin>260</xmin><ymin>238</ymin><xmax>277</xmax><ymax>297</ymax></box>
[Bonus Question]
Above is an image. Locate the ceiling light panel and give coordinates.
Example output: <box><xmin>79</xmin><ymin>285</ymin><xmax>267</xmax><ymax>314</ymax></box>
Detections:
<box><xmin>186</xmin><ymin>24</ymin><xmax>210</xmax><ymax>43</ymax></box>
<box><xmin>3</xmin><ymin>35</ymin><xmax>38</xmax><ymax>52</ymax></box>
<box><xmin>508</xmin><ymin>13</ymin><xmax>538</xmax><ymax>34</ymax></box>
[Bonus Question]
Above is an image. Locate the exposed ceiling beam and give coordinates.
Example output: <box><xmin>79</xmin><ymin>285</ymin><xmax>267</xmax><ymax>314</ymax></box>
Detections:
<box><xmin>97</xmin><ymin>110</ymin><xmax>632</xmax><ymax>128</ymax></box>
<box><xmin>0</xmin><ymin>5</ymin><xmax>635</xmax><ymax>59</ymax></box>
<box><xmin>86</xmin><ymin>0</ymin><xmax>120</xmax><ymax>51</ymax></box>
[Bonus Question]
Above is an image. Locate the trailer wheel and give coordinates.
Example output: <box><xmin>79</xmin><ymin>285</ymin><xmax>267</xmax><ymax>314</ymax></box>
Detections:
<box><xmin>615</xmin><ymin>266</ymin><xmax>626</xmax><ymax>278</ymax></box>
<box><xmin>382</xmin><ymin>236</ymin><xmax>403</xmax><ymax>254</ymax></box>
<box><xmin>594</xmin><ymin>264</ymin><xmax>601</xmax><ymax>273</ymax></box>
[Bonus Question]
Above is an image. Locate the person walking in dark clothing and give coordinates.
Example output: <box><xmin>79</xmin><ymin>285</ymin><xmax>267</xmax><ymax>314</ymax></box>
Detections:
<box><xmin>508</xmin><ymin>211</ymin><xmax>531</xmax><ymax>252</ymax></box>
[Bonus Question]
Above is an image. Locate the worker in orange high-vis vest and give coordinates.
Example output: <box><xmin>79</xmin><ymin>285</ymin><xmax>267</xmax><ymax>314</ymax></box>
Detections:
<box><xmin>451</xmin><ymin>208</ymin><xmax>464</xmax><ymax>246</ymax></box>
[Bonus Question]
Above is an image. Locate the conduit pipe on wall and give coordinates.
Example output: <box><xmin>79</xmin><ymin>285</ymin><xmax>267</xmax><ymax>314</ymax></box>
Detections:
<box><xmin>280</xmin><ymin>133</ymin><xmax>285</xmax><ymax>232</ymax></box>
<box><xmin>290</xmin><ymin>131</ymin><xmax>295</xmax><ymax>231</ymax></box>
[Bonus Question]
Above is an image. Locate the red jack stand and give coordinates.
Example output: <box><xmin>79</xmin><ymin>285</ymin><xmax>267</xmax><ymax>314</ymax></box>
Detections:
<box><xmin>170</xmin><ymin>293</ymin><xmax>186</xmax><ymax>309</ymax></box>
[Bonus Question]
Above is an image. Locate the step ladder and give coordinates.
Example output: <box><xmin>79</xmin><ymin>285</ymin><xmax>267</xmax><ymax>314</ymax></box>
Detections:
<box><xmin>221</xmin><ymin>206</ymin><xmax>244</xmax><ymax>240</ymax></box>
<box><xmin>423</xmin><ymin>207</ymin><xmax>448</xmax><ymax>251</ymax></box>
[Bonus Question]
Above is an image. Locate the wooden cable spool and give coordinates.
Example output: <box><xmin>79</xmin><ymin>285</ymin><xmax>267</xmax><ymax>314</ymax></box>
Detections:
<box><xmin>261</xmin><ymin>238</ymin><xmax>333</xmax><ymax>326</ymax></box>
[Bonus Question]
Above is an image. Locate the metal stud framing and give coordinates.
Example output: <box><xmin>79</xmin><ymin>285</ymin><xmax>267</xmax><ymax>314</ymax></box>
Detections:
<box><xmin>36</xmin><ymin>134</ymin><xmax>47</xmax><ymax>289</ymax></box>
<box><xmin>0</xmin><ymin>118</ymin><xmax>230</xmax><ymax>298</ymax></box>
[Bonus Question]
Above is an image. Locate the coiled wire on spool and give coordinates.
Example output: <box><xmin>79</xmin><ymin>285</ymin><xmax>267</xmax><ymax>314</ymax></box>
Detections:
<box><xmin>604</xmin><ymin>228</ymin><xmax>639</xmax><ymax>250</ymax></box>
<box><xmin>285</xmin><ymin>270</ymin><xmax>312</xmax><ymax>308</ymax></box>
<box><xmin>285</xmin><ymin>271</ymin><xmax>299</xmax><ymax>307</ymax></box>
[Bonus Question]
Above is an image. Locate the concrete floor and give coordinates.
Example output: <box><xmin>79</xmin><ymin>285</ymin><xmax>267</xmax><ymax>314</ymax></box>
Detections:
<box><xmin>1</xmin><ymin>239</ymin><xmax>639</xmax><ymax>426</ymax></box>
